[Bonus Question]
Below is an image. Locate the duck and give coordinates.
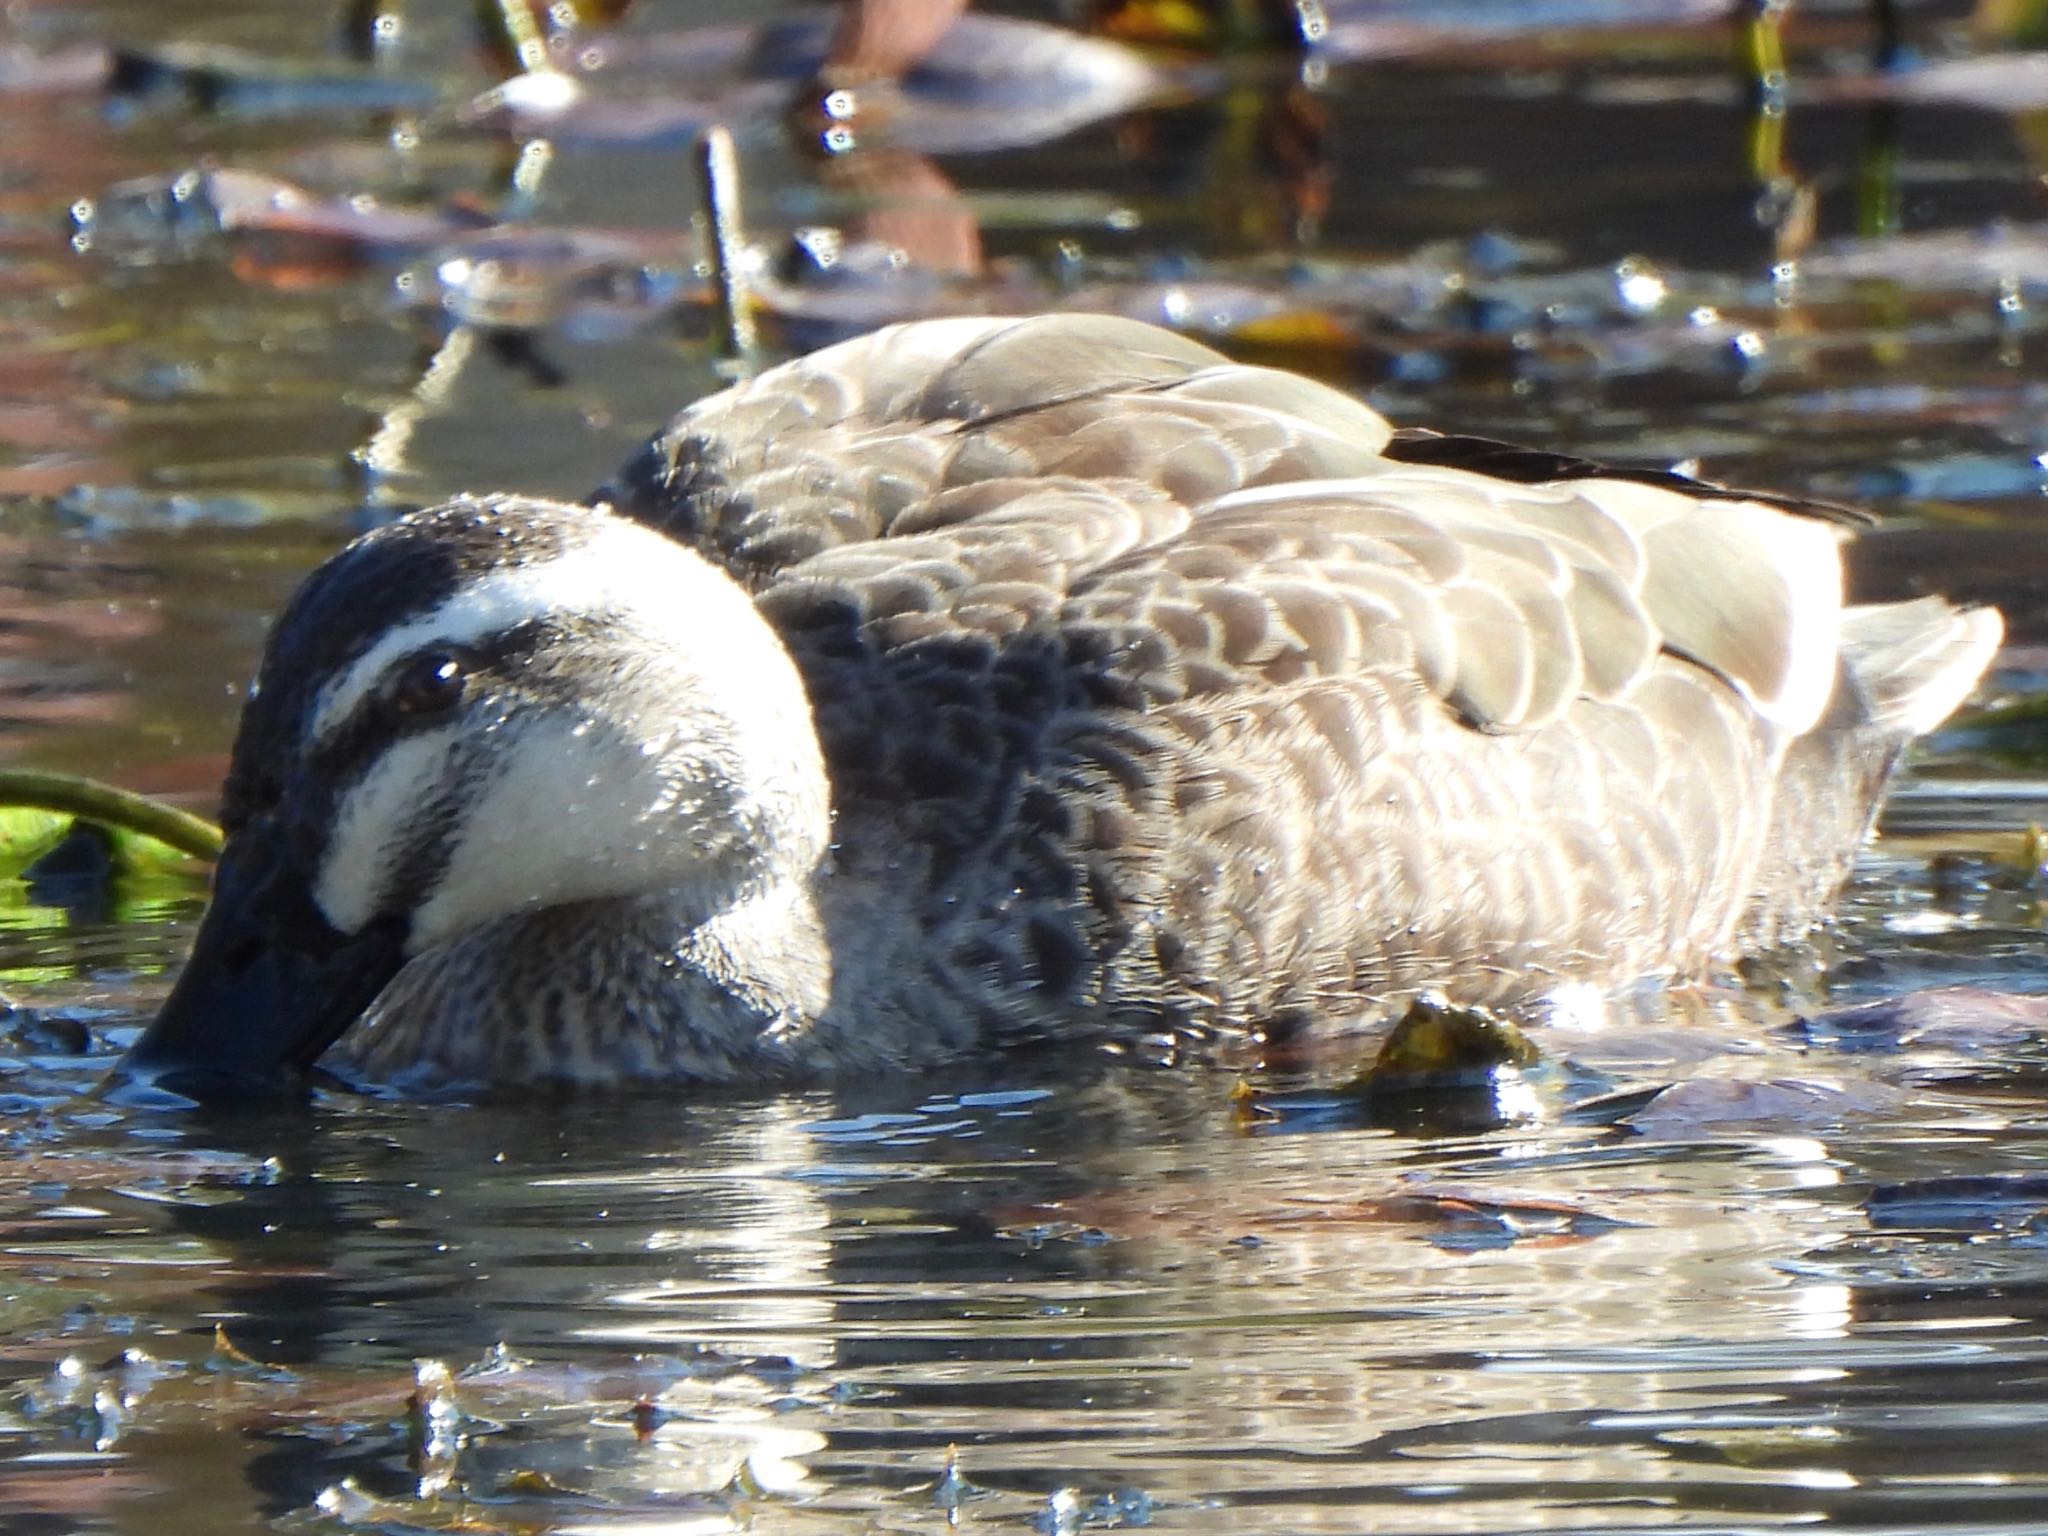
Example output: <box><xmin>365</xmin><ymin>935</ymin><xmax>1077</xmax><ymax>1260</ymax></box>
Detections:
<box><xmin>115</xmin><ymin>313</ymin><xmax>2002</xmax><ymax>1098</ymax></box>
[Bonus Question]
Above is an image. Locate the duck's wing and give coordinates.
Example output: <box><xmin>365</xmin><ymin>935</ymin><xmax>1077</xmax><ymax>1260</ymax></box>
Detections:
<box><xmin>601</xmin><ymin>312</ymin><xmax>1853</xmax><ymax>745</ymax></box>
<box><xmin>595</xmin><ymin>313</ymin><xmax>1392</xmax><ymax>576</ymax></box>
<box><xmin>1380</xmin><ymin>428</ymin><xmax>1876</xmax><ymax>528</ymax></box>
<box><xmin>597</xmin><ymin>315</ymin><xmax>1993</xmax><ymax>1026</ymax></box>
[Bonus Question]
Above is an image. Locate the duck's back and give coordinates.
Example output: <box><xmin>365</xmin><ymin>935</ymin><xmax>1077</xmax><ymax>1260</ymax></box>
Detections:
<box><xmin>596</xmin><ymin>314</ymin><xmax>1998</xmax><ymax>1037</ymax></box>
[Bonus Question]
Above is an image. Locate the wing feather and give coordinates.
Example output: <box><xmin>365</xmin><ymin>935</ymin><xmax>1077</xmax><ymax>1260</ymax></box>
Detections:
<box><xmin>607</xmin><ymin>315</ymin><xmax>1857</xmax><ymax>747</ymax></box>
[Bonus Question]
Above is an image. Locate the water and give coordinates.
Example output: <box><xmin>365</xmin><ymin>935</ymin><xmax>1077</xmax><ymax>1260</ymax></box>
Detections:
<box><xmin>6</xmin><ymin>0</ymin><xmax>2048</xmax><ymax>1530</ymax></box>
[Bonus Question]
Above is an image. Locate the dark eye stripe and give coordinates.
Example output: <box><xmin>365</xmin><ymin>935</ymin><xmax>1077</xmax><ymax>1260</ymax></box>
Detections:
<box><xmin>292</xmin><ymin>612</ymin><xmax>622</xmax><ymax>921</ymax></box>
<box><xmin>288</xmin><ymin>623</ymin><xmax>546</xmax><ymax>879</ymax></box>
<box><xmin>307</xmin><ymin>621</ymin><xmax>556</xmax><ymax>777</ymax></box>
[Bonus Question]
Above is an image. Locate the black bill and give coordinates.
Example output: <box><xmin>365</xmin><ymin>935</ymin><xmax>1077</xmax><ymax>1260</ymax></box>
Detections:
<box><xmin>110</xmin><ymin>822</ymin><xmax>406</xmax><ymax>1104</ymax></box>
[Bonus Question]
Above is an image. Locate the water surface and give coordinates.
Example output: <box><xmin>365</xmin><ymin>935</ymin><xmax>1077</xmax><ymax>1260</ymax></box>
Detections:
<box><xmin>6</xmin><ymin>1</ymin><xmax>2048</xmax><ymax>1530</ymax></box>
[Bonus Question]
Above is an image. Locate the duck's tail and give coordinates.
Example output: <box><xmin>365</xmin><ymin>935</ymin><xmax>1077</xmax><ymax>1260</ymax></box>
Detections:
<box><xmin>1739</xmin><ymin>596</ymin><xmax>2001</xmax><ymax>951</ymax></box>
<box><xmin>1839</xmin><ymin>596</ymin><xmax>2004</xmax><ymax>741</ymax></box>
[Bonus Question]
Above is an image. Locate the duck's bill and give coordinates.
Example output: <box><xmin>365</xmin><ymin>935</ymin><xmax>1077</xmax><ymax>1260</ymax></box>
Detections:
<box><xmin>109</xmin><ymin>830</ymin><xmax>406</xmax><ymax>1106</ymax></box>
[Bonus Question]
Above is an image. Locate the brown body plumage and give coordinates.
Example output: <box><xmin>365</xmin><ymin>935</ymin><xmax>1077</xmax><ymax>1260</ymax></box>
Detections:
<box><xmin>120</xmin><ymin>315</ymin><xmax>2001</xmax><ymax>1094</ymax></box>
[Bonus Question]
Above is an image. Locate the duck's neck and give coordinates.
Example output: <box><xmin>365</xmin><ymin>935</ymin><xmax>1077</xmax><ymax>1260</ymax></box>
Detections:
<box><xmin>671</xmin><ymin>873</ymin><xmax>835</xmax><ymax>1053</ymax></box>
<box><xmin>336</xmin><ymin>871</ymin><xmax>839</xmax><ymax>1090</ymax></box>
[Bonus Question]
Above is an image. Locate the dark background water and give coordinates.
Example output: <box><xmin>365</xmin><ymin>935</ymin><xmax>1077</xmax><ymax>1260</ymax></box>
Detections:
<box><xmin>7</xmin><ymin>1</ymin><xmax>2048</xmax><ymax>1531</ymax></box>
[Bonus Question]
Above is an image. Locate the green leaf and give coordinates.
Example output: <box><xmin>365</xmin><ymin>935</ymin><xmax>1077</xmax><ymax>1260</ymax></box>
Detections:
<box><xmin>0</xmin><ymin>808</ymin><xmax>74</xmax><ymax>881</ymax></box>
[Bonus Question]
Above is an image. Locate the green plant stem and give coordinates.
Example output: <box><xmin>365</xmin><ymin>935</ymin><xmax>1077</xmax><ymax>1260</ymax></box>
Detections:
<box><xmin>0</xmin><ymin>770</ymin><xmax>223</xmax><ymax>862</ymax></box>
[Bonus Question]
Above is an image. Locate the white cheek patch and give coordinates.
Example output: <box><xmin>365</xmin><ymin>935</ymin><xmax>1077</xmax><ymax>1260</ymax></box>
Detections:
<box><xmin>303</xmin><ymin>506</ymin><xmax>832</xmax><ymax>951</ymax></box>
<box><xmin>314</xmin><ymin>729</ymin><xmax>460</xmax><ymax>935</ymax></box>
<box><xmin>407</xmin><ymin>716</ymin><xmax>720</xmax><ymax>951</ymax></box>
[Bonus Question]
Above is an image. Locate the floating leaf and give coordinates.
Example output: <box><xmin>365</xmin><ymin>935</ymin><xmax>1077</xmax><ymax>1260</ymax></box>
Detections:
<box><xmin>1867</xmin><ymin>1172</ymin><xmax>2048</xmax><ymax>1229</ymax></box>
<box><xmin>499</xmin><ymin>1468</ymin><xmax>580</xmax><ymax>1495</ymax></box>
<box><xmin>1624</xmin><ymin>1076</ymin><xmax>1905</xmax><ymax>1137</ymax></box>
<box><xmin>0</xmin><ymin>807</ymin><xmax>73</xmax><ymax>880</ymax></box>
<box><xmin>1797</xmin><ymin>987</ymin><xmax>2048</xmax><ymax>1053</ymax></box>
<box><xmin>1226</xmin><ymin>308</ymin><xmax>1364</xmax><ymax>371</ymax></box>
<box><xmin>205</xmin><ymin>1323</ymin><xmax>297</xmax><ymax>1381</ymax></box>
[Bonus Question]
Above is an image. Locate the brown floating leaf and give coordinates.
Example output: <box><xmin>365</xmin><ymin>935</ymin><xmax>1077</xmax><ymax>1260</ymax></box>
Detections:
<box><xmin>1623</xmin><ymin>1076</ymin><xmax>1908</xmax><ymax>1138</ymax></box>
<box><xmin>1001</xmin><ymin>1181</ymin><xmax>1622</xmax><ymax>1248</ymax></box>
<box><xmin>208</xmin><ymin>1322</ymin><xmax>293</xmax><ymax>1378</ymax></box>
<box><xmin>1226</xmin><ymin>309</ymin><xmax>1365</xmax><ymax>373</ymax></box>
<box><xmin>500</xmin><ymin>1468</ymin><xmax>581</xmax><ymax>1495</ymax></box>
<box><xmin>1866</xmin><ymin>1171</ymin><xmax>2048</xmax><ymax>1229</ymax></box>
<box><xmin>1799</xmin><ymin>986</ymin><xmax>2048</xmax><ymax>1053</ymax></box>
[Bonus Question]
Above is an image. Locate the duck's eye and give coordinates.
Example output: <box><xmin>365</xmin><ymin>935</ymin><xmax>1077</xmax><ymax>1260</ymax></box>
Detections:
<box><xmin>390</xmin><ymin>650</ymin><xmax>469</xmax><ymax>717</ymax></box>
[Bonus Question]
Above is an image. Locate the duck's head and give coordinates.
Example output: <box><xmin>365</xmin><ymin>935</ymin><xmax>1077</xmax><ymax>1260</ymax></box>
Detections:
<box><xmin>116</xmin><ymin>496</ymin><xmax>828</xmax><ymax>1103</ymax></box>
